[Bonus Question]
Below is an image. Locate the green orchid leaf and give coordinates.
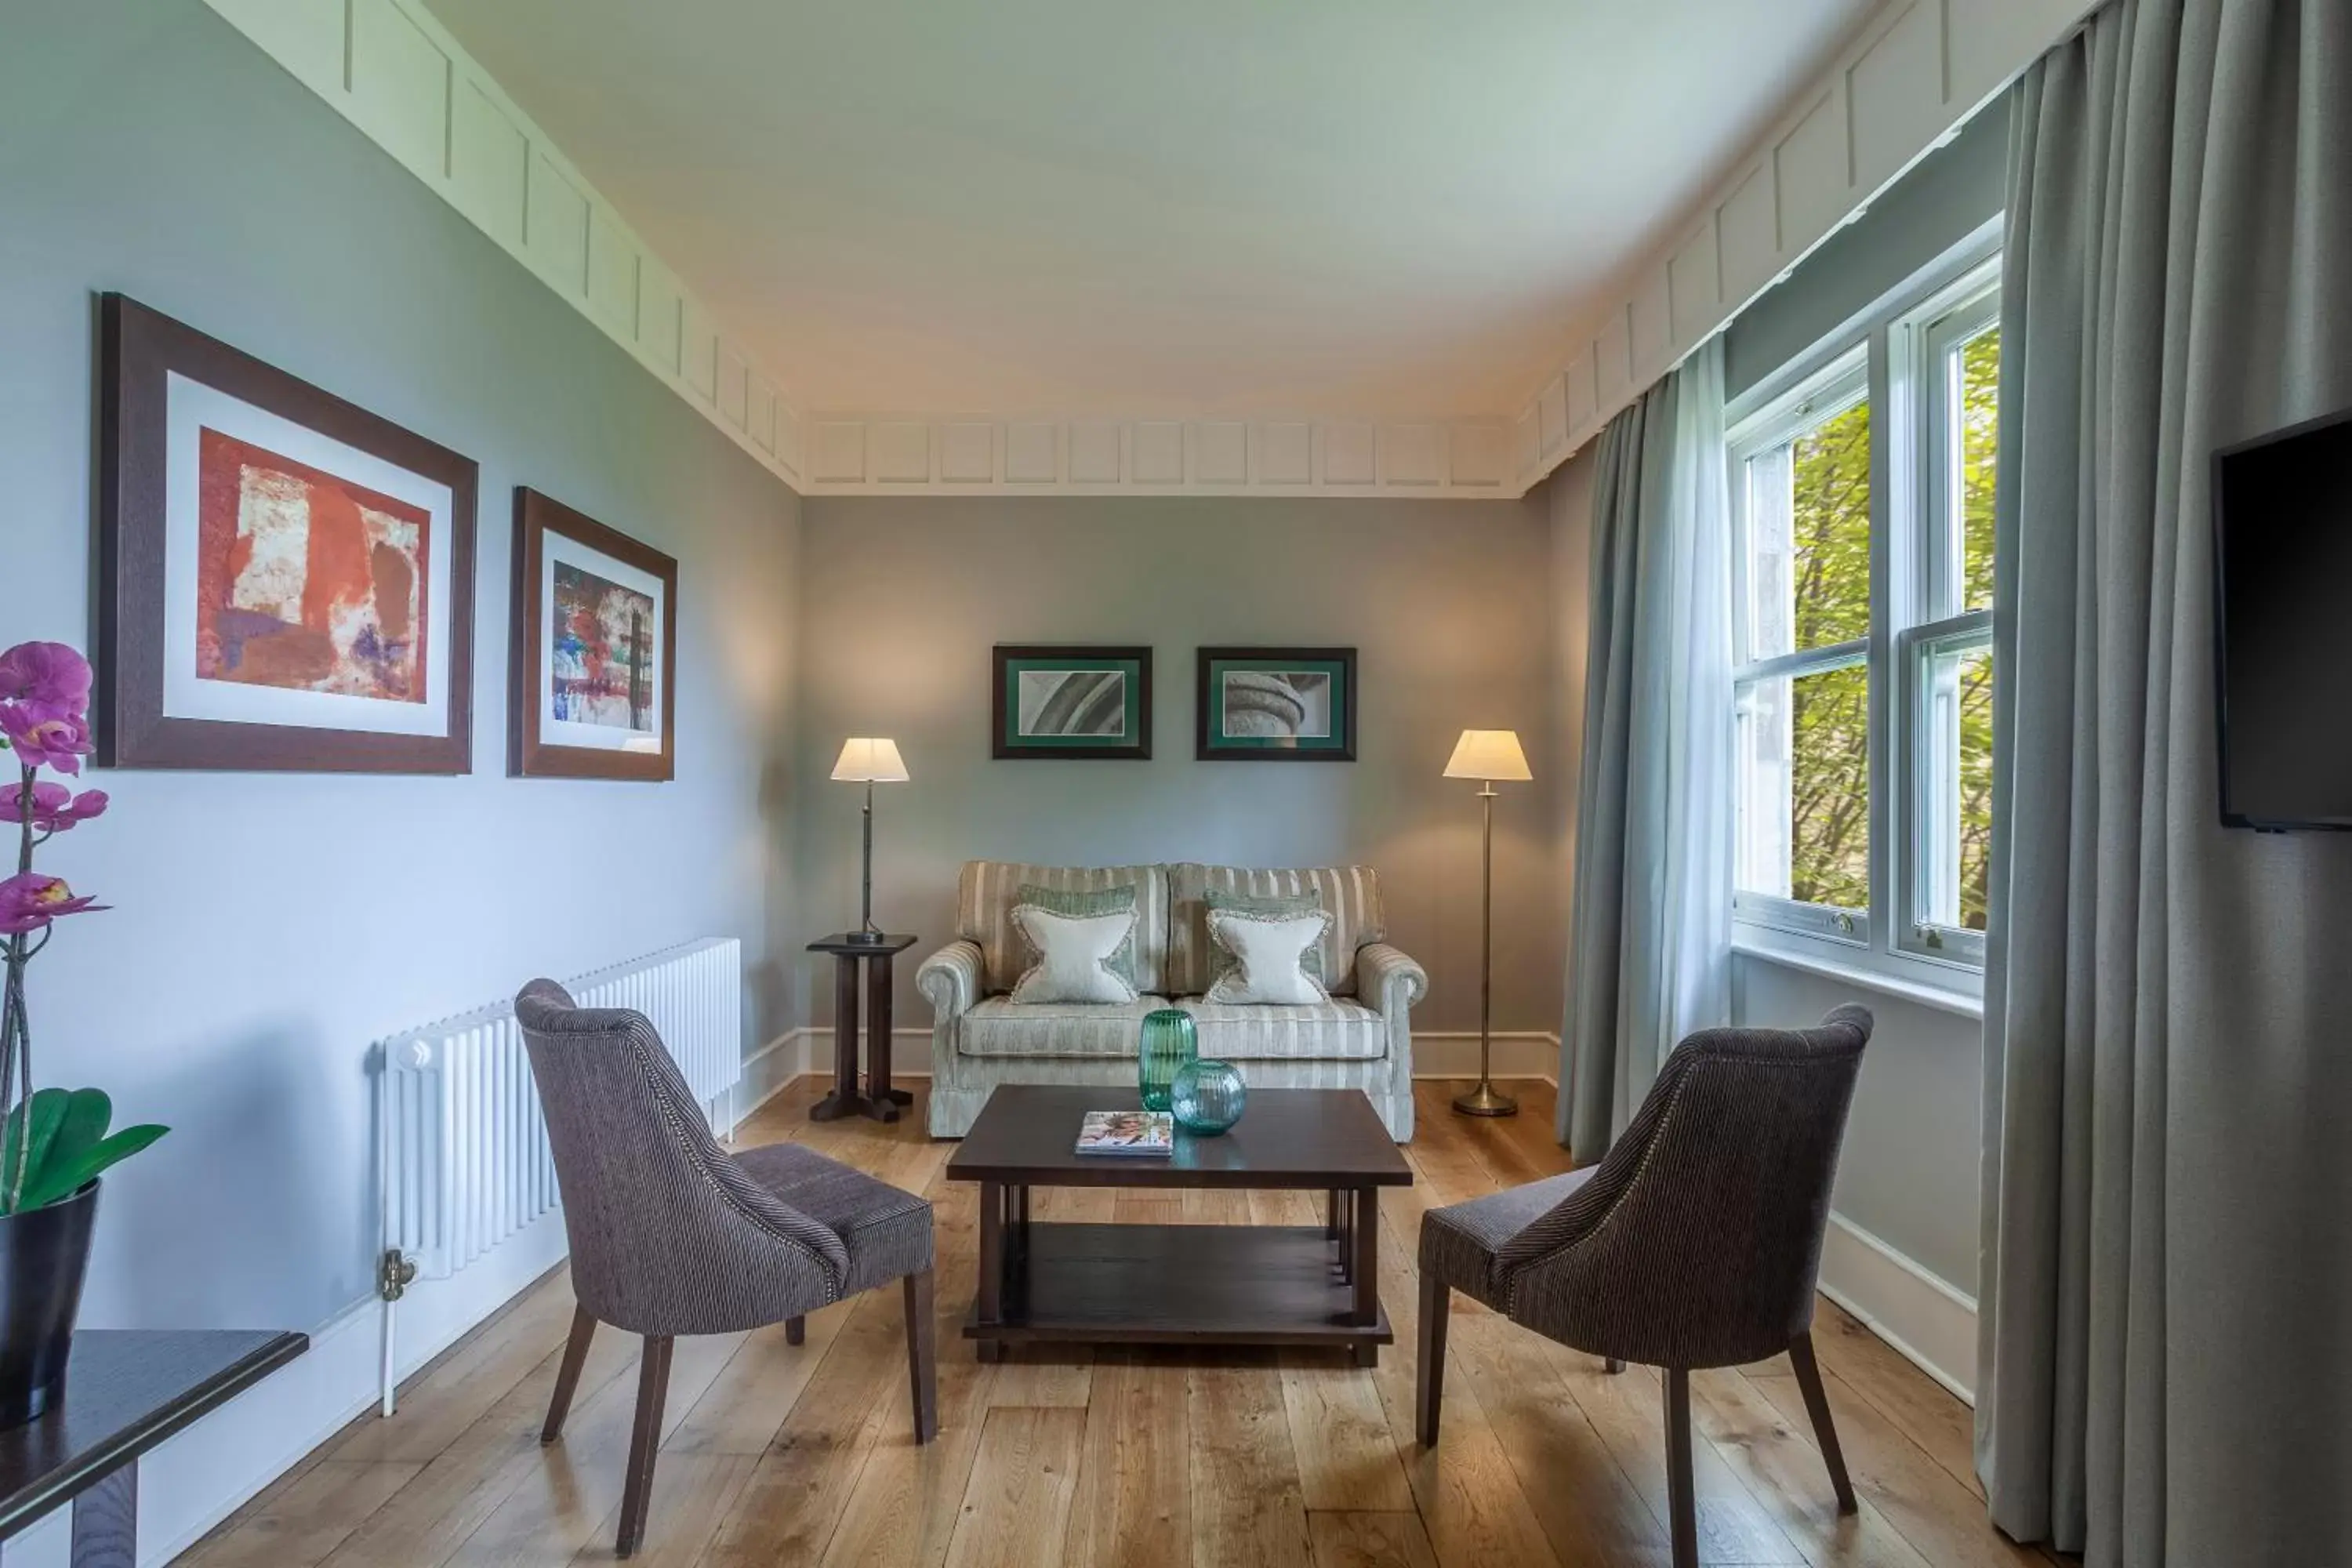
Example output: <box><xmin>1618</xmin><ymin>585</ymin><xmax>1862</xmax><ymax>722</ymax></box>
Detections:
<box><xmin>1</xmin><ymin>1090</ymin><xmax>72</xmax><ymax>1213</ymax></box>
<box><xmin>24</xmin><ymin>1123</ymin><xmax>168</xmax><ymax>1209</ymax></box>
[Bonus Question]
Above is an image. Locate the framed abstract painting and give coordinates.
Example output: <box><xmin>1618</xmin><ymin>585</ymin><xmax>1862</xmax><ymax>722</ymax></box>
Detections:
<box><xmin>508</xmin><ymin>488</ymin><xmax>677</xmax><ymax>780</ymax></box>
<box><xmin>96</xmin><ymin>294</ymin><xmax>478</xmax><ymax>772</ymax></box>
<box><xmin>991</xmin><ymin>645</ymin><xmax>1152</xmax><ymax>760</ymax></box>
<box><xmin>1195</xmin><ymin>647</ymin><xmax>1357</xmax><ymax>760</ymax></box>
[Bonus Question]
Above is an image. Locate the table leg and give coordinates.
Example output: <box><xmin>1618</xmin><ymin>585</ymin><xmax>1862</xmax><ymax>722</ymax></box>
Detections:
<box><xmin>70</xmin><ymin>1463</ymin><xmax>136</xmax><ymax>1568</ymax></box>
<box><xmin>1335</xmin><ymin>1186</ymin><xmax>1353</xmax><ymax>1283</ymax></box>
<box><xmin>1325</xmin><ymin>1189</ymin><xmax>1341</xmax><ymax>1241</ymax></box>
<box><xmin>811</xmin><ymin>956</ymin><xmax>870</xmax><ymax>1121</ymax></box>
<box><xmin>1352</xmin><ymin>1188</ymin><xmax>1379</xmax><ymax>1328</ymax></box>
<box><xmin>864</xmin><ymin>956</ymin><xmax>904</xmax><ymax>1123</ymax></box>
<box><xmin>976</xmin><ymin>1180</ymin><xmax>1004</xmax><ymax>1363</ymax></box>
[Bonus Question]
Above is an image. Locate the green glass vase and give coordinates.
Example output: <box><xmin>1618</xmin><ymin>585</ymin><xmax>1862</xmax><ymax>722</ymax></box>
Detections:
<box><xmin>1138</xmin><ymin>1008</ymin><xmax>1196</xmax><ymax>1112</ymax></box>
<box><xmin>1171</xmin><ymin>1058</ymin><xmax>1247</xmax><ymax>1135</ymax></box>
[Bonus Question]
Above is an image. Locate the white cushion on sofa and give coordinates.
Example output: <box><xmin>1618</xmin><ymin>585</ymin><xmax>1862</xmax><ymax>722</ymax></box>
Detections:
<box><xmin>956</xmin><ymin>862</ymin><xmax>1172</xmax><ymax>995</ymax></box>
<box><xmin>960</xmin><ymin>996</ymin><xmax>1174</xmax><ymax>1058</ymax></box>
<box><xmin>1009</xmin><ymin>906</ymin><xmax>1140</xmax><ymax>1004</ymax></box>
<box><xmin>1178</xmin><ymin>997</ymin><xmax>1388</xmax><ymax>1061</ymax></box>
<box><xmin>1203</xmin><ymin>907</ymin><xmax>1332</xmax><ymax>1005</ymax></box>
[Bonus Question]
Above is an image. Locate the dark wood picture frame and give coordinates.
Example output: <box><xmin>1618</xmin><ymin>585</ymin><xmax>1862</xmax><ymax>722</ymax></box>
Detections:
<box><xmin>96</xmin><ymin>294</ymin><xmax>479</xmax><ymax>772</ymax></box>
<box><xmin>990</xmin><ymin>644</ymin><xmax>1154</xmax><ymax>760</ymax></box>
<box><xmin>1195</xmin><ymin>646</ymin><xmax>1359</xmax><ymax>761</ymax></box>
<box><xmin>509</xmin><ymin>488</ymin><xmax>680</xmax><ymax>781</ymax></box>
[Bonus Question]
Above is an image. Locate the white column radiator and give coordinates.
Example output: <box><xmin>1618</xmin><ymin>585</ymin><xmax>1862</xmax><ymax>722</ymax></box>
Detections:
<box><xmin>372</xmin><ymin>937</ymin><xmax>742</xmax><ymax>1410</ymax></box>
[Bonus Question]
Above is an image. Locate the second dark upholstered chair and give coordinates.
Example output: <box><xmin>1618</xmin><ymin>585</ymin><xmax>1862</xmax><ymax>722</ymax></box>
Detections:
<box><xmin>1417</xmin><ymin>1006</ymin><xmax>1873</xmax><ymax>1568</ymax></box>
<box><xmin>515</xmin><ymin>979</ymin><xmax>937</xmax><ymax>1558</ymax></box>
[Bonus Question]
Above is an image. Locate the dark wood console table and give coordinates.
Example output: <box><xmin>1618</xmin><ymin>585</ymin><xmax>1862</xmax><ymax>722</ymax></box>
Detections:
<box><xmin>0</xmin><ymin>1328</ymin><xmax>308</xmax><ymax>1566</ymax></box>
<box><xmin>808</xmin><ymin>933</ymin><xmax>918</xmax><ymax>1123</ymax></box>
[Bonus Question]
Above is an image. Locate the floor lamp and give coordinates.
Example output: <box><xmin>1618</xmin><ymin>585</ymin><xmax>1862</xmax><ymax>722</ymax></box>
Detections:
<box><xmin>1444</xmin><ymin>729</ymin><xmax>1531</xmax><ymax>1116</ymax></box>
<box><xmin>831</xmin><ymin>738</ymin><xmax>909</xmax><ymax>942</ymax></box>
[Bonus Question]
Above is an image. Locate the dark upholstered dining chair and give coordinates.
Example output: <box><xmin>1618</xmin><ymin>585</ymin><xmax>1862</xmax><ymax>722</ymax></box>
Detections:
<box><xmin>515</xmin><ymin>979</ymin><xmax>938</xmax><ymax>1558</ymax></box>
<box><xmin>1417</xmin><ymin>1005</ymin><xmax>1873</xmax><ymax>1568</ymax></box>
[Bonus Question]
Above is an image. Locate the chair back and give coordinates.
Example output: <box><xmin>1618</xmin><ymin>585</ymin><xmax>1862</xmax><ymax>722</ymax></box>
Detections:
<box><xmin>1500</xmin><ymin>1005</ymin><xmax>1871</xmax><ymax>1367</ymax></box>
<box><xmin>514</xmin><ymin>979</ymin><xmax>846</xmax><ymax>1334</ymax></box>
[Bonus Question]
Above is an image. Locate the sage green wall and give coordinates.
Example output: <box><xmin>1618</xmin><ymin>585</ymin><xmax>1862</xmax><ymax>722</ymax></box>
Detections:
<box><xmin>795</xmin><ymin>494</ymin><xmax>1564</xmax><ymax>1040</ymax></box>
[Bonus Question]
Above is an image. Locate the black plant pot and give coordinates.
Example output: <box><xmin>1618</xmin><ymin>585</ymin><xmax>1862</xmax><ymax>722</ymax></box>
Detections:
<box><xmin>0</xmin><ymin>1178</ymin><xmax>96</xmax><ymax>1427</ymax></box>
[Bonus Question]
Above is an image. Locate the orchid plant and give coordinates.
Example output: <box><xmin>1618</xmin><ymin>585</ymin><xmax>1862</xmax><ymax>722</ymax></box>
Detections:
<box><xmin>0</xmin><ymin>641</ymin><xmax>165</xmax><ymax>1215</ymax></box>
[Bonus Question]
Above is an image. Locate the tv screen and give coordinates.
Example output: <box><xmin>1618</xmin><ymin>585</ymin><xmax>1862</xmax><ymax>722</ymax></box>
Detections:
<box><xmin>2215</xmin><ymin>406</ymin><xmax>2352</xmax><ymax>829</ymax></box>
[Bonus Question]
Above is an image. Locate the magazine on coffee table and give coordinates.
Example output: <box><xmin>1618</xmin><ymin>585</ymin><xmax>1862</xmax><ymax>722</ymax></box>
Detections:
<box><xmin>1074</xmin><ymin>1109</ymin><xmax>1175</xmax><ymax>1156</ymax></box>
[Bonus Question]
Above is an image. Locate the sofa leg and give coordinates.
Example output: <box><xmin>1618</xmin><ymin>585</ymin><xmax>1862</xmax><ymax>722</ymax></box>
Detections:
<box><xmin>1604</xmin><ymin>1356</ymin><xmax>1625</xmax><ymax>1374</ymax></box>
<box><xmin>1790</xmin><ymin>1330</ymin><xmax>1858</xmax><ymax>1513</ymax></box>
<box><xmin>785</xmin><ymin>1316</ymin><xmax>805</xmax><ymax>1346</ymax></box>
<box><xmin>905</xmin><ymin>1269</ymin><xmax>938</xmax><ymax>1444</ymax></box>
<box><xmin>1664</xmin><ymin>1367</ymin><xmax>1697</xmax><ymax>1568</ymax></box>
<box><xmin>1416</xmin><ymin>1269</ymin><xmax>1449</xmax><ymax>1446</ymax></box>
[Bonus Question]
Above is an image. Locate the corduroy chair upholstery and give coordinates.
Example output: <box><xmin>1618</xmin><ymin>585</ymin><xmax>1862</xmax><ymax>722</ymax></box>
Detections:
<box><xmin>515</xmin><ymin>978</ymin><xmax>938</xmax><ymax>1556</ymax></box>
<box><xmin>1414</xmin><ymin>1006</ymin><xmax>1873</xmax><ymax>1568</ymax></box>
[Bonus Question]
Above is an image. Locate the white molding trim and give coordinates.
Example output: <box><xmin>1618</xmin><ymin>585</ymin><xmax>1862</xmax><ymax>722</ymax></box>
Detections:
<box><xmin>197</xmin><ymin>0</ymin><xmax>809</xmax><ymax>490</ymax></box>
<box><xmin>1817</xmin><ymin>1210</ymin><xmax>1979</xmax><ymax>1404</ymax></box>
<box><xmin>1512</xmin><ymin>0</ymin><xmax>2100</xmax><ymax>488</ymax></box>
<box><xmin>800</xmin><ymin>415</ymin><xmax>1527</xmax><ymax>499</ymax></box>
<box><xmin>1730</xmin><ymin>937</ymin><xmax>1985</xmax><ymax>1021</ymax></box>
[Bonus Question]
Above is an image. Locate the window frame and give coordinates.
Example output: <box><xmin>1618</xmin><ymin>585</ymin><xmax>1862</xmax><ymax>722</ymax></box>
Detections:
<box><xmin>1724</xmin><ymin>222</ymin><xmax>2002</xmax><ymax>992</ymax></box>
<box><xmin>1728</xmin><ymin>347</ymin><xmax>1875</xmax><ymax>947</ymax></box>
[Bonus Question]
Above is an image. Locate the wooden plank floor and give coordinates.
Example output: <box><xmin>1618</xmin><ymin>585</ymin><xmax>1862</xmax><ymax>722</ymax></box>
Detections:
<box><xmin>181</xmin><ymin>1079</ymin><xmax>2060</xmax><ymax>1568</ymax></box>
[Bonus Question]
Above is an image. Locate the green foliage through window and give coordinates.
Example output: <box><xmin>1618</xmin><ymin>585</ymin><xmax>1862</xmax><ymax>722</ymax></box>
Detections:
<box><xmin>1785</xmin><ymin>397</ymin><xmax>1873</xmax><ymax>909</ymax></box>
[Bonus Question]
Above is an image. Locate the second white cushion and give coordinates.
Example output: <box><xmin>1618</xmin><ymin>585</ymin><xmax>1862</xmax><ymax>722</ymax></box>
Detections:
<box><xmin>1203</xmin><ymin>908</ymin><xmax>1334</xmax><ymax>1006</ymax></box>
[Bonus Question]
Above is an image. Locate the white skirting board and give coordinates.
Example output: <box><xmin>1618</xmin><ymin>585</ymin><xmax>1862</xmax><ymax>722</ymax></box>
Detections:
<box><xmin>1815</xmin><ymin>1210</ymin><xmax>1979</xmax><ymax>1403</ymax></box>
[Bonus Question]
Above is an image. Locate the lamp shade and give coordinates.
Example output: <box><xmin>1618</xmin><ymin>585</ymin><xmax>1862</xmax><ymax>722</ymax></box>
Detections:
<box><xmin>1443</xmin><ymin>728</ymin><xmax>1531</xmax><ymax>782</ymax></box>
<box><xmin>830</xmin><ymin>737</ymin><xmax>909</xmax><ymax>782</ymax></box>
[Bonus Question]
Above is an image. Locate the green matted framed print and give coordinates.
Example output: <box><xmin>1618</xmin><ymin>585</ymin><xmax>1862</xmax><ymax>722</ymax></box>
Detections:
<box><xmin>1196</xmin><ymin>647</ymin><xmax>1356</xmax><ymax>761</ymax></box>
<box><xmin>991</xmin><ymin>644</ymin><xmax>1153</xmax><ymax>759</ymax></box>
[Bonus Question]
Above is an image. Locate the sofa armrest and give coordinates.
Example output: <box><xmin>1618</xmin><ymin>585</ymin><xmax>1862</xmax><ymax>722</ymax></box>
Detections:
<box><xmin>916</xmin><ymin>940</ymin><xmax>984</xmax><ymax>1022</ymax></box>
<box><xmin>1355</xmin><ymin>943</ymin><xmax>1428</xmax><ymax>1016</ymax></box>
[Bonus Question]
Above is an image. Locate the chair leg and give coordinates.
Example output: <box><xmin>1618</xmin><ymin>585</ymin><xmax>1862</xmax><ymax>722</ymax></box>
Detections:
<box><xmin>1789</xmin><ymin>1330</ymin><xmax>1858</xmax><ymax>1513</ymax></box>
<box><xmin>1664</xmin><ymin>1367</ymin><xmax>1697</xmax><ymax>1568</ymax></box>
<box><xmin>904</xmin><ymin>1269</ymin><xmax>938</xmax><ymax>1444</ymax></box>
<box><xmin>1415</xmin><ymin>1269</ymin><xmax>1449</xmax><ymax>1446</ymax></box>
<box><xmin>616</xmin><ymin>1336</ymin><xmax>673</xmax><ymax>1558</ymax></box>
<box><xmin>541</xmin><ymin>1307</ymin><xmax>597</xmax><ymax>1444</ymax></box>
<box><xmin>786</xmin><ymin>1316</ymin><xmax>805</xmax><ymax>1346</ymax></box>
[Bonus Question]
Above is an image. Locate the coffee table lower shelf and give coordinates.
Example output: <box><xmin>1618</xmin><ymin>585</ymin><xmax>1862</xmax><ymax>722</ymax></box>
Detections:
<box><xmin>964</xmin><ymin>1222</ymin><xmax>1392</xmax><ymax>1362</ymax></box>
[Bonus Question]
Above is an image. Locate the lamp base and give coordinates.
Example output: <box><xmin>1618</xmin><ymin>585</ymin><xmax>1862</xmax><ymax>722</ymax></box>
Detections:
<box><xmin>1451</xmin><ymin>1082</ymin><xmax>1519</xmax><ymax>1118</ymax></box>
<box><xmin>840</xmin><ymin>928</ymin><xmax>891</xmax><ymax>946</ymax></box>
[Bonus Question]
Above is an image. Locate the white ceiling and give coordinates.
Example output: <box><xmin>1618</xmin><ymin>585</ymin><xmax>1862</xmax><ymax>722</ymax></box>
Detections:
<box><xmin>428</xmin><ymin>0</ymin><xmax>1875</xmax><ymax>422</ymax></box>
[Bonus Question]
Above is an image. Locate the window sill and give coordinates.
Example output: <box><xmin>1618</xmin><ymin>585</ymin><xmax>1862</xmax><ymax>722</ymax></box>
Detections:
<box><xmin>1730</xmin><ymin>937</ymin><xmax>1985</xmax><ymax>1022</ymax></box>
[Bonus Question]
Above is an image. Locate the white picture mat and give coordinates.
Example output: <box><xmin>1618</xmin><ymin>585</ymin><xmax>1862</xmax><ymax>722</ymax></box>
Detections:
<box><xmin>539</xmin><ymin>530</ymin><xmax>667</xmax><ymax>753</ymax></box>
<box><xmin>161</xmin><ymin>372</ymin><xmax>455</xmax><ymax>735</ymax></box>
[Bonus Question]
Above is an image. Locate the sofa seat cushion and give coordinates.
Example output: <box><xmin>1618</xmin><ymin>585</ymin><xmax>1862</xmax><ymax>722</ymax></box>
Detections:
<box><xmin>959</xmin><ymin>995</ymin><xmax>1173</xmax><ymax>1059</ymax></box>
<box><xmin>1177</xmin><ymin>997</ymin><xmax>1388</xmax><ymax>1061</ymax></box>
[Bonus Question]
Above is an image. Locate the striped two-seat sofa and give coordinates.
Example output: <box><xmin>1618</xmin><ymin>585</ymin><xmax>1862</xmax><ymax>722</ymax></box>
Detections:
<box><xmin>916</xmin><ymin>861</ymin><xmax>1425</xmax><ymax>1141</ymax></box>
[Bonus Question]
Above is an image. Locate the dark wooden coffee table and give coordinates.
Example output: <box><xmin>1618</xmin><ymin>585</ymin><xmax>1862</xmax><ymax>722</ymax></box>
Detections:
<box><xmin>944</xmin><ymin>1085</ymin><xmax>1414</xmax><ymax>1366</ymax></box>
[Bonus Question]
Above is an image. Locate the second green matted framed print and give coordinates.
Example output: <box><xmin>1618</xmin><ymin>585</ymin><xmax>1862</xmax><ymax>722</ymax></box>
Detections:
<box><xmin>992</xmin><ymin>644</ymin><xmax>1153</xmax><ymax>759</ymax></box>
<box><xmin>1196</xmin><ymin>647</ymin><xmax>1356</xmax><ymax>760</ymax></box>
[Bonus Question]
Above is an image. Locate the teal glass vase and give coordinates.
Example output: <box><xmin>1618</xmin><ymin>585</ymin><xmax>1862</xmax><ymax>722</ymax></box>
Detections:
<box><xmin>1138</xmin><ymin>1008</ymin><xmax>1196</xmax><ymax>1113</ymax></box>
<box><xmin>1171</xmin><ymin>1059</ymin><xmax>1247</xmax><ymax>1135</ymax></box>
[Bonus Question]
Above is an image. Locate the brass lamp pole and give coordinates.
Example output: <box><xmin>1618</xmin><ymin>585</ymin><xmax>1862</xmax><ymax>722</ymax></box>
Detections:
<box><xmin>1444</xmin><ymin>729</ymin><xmax>1532</xmax><ymax>1116</ymax></box>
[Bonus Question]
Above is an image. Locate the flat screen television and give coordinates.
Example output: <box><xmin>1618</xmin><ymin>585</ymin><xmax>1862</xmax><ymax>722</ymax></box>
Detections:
<box><xmin>2214</xmin><ymin>405</ymin><xmax>2352</xmax><ymax>829</ymax></box>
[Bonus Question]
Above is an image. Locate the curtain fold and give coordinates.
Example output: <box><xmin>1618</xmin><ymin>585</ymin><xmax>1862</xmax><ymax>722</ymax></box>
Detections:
<box><xmin>1560</xmin><ymin>339</ymin><xmax>1732</xmax><ymax>1160</ymax></box>
<box><xmin>1976</xmin><ymin>1</ymin><xmax>2352</xmax><ymax>1562</ymax></box>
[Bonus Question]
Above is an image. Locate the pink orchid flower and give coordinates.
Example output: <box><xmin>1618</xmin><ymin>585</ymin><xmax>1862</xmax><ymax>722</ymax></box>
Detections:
<box><xmin>0</xmin><ymin>782</ymin><xmax>107</xmax><ymax>834</ymax></box>
<box><xmin>0</xmin><ymin>873</ymin><xmax>107</xmax><ymax>935</ymax></box>
<box><xmin>0</xmin><ymin>702</ymin><xmax>93</xmax><ymax>776</ymax></box>
<box><xmin>0</xmin><ymin>643</ymin><xmax>93</xmax><ymax>716</ymax></box>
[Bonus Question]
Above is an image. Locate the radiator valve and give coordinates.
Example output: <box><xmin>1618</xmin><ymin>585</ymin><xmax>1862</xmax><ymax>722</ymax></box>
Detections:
<box><xmin>378</xmin><ymin>1249</ymin><xmax>419</xmax><ymax>1302</ymax></box>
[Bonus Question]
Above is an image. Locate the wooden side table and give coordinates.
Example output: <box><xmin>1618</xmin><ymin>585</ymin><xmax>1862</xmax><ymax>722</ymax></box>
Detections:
<box><xmin>0</xmin><ymin>1329</ymin><xmax>307</xmax><ymax>1566</ymax></box>
<box><xmin>808</xmin><ymin>934</ymin><xmax>918</xmax><ymax>1123</ymax></box>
